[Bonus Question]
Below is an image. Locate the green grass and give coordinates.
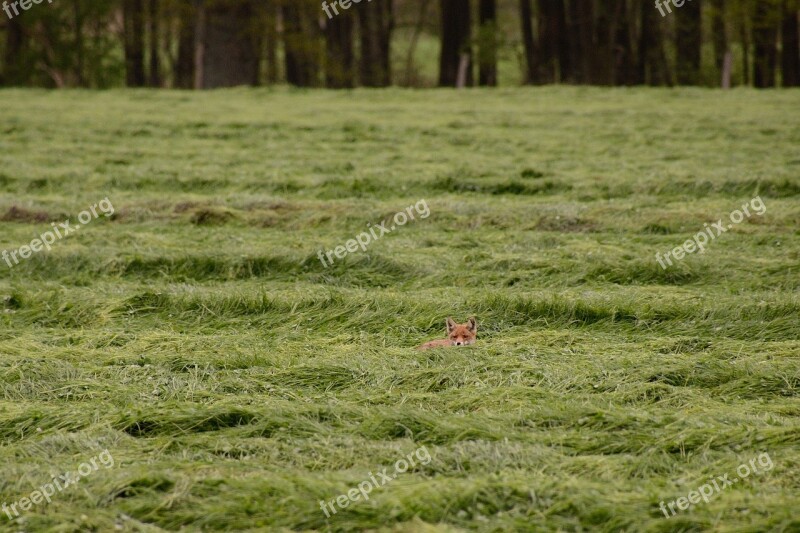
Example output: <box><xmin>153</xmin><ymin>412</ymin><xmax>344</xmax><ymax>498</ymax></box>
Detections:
<box><xmin>0</xmin><ymin>87</ymin><xmax>799</xmax><ymax>532</ymax></box>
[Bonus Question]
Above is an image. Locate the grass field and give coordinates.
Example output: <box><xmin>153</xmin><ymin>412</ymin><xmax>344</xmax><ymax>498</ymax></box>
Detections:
<box><xmin>1</xmin><ymin>87</ymin><xmax>799</xmax><ymax>532</ymax></box>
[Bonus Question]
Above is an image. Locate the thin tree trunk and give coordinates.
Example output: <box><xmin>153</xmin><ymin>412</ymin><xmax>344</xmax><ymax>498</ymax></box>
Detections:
<box><xmin>265</xmin><ymin>3</ymin><xmax>279</xmax><ymax>84</ymax></box>
<box><xmin>753</xmin><ymin>0</ymin><xmax>778</xmax><ymax>87</ymax></box>
<box><xmin>193</xmin><ymin>0</ymin><xmax>205</xmax><ymax>89</ymax></box>
<box><xmin>478</xmin><ymin>0</ymin><xmax>497</xmax><ymax>86</ymax></box>
<box><xmin>574</xmin><ymin>0</ymin><xmax>593</xmax><ymax>84</ymax></box>
<box><xmin>554</xmin><ymin>0</ymin><xmax>570</xmax><ymax>82</ymax></box>
<box><xmin>73</xmin><ymin>0</ymin><xmax>86</xmax><ymax>86</ymax></box>
<box><xmin>283</xmin><ymin>2</ymin><xmax>320</xmax><ymax>87</ymax></box>
<box><xmin>722</xmin><ymin>50</ymin><xmax>733</xmax><ymax>88</ymax></box>
<box><xmin>175</xmin><ymin>1</ymin><xmax>195</xmax><ymax>88</ymax></box>
<box><xmin>380</xmin><ymin>1</ymin><xmax>394</xmax><ymax>85</ymax></box>
<box><xmin>565</xmin><ymin>0</ymin><xmax>583</xmax><ymax>83</ymax></box>
<box><xmin>326</xmin><ymin>10</ymin><xmax>355</xmax><ymax>87</ymax></box>
<box><xmin>148</xmin><ymin>0</ymin><xmax>160</xmax><ymax>87</ymax></box>
<box><xmin>676</xmin><ymin>0</ymin><xmax>702</xmax><ymax>85</ymax></box>
<box><xmin>636</xmin><ymin>0</ymin><xmax>650</xmax><ymax>84</ymax></box>
<box><xmin>637</xmin><ymin>0</ymin><xmax>670</xmax><ymax>85</ymax></box>
<box><xmin>535</xmin><ymin>0</ymin><xmax>568</xmax><ymax>82</ymax></box>
<box><xmin>358</xmin><ymin>0</ymin><xmax>393</xmax><ymax>86</ymax></box>
<box><xmin>3</xmin><ymin>16</ymin><xmax>25</xmax><ymax>85</ymax></box>
<box><xmin>592</xmin><ymin>2</ymin><xmax>613</xmax><ymax>84</ymax></box>
<box><xmin>456</xmin><ymin>52</ymin><xmax>470</xmax><ymax>88</ymax></box>
<box><xmin>740</xmin><ymin>3</ymin><xmax>751</xmax><ymax>85</ymax></box>
<box><xmin>124</xmin><ymin>0</ymin><xmax>146</xmax><ymax>87</ymax></box>
<box><xmin>781</xmin><ymin>0</ymin><xmax>800</xmax><ymax>86</ymax></box>
<box><xmin>283</xmin><ymin>3</ymin><xmax>302</xmax><ymax>85</ymax></box>
<box><xmin>36</xmin><ymin>20</ymin><xmax>67</xmax><ymax>87</ymax></box>
<box><xmin>613</xmin><ymin>0</ymin><xmax>634</xmax><ymax>85</ymax></box>
<box><xmin>519</xmin><ymin>0</ymin><xmax>537</xmax><ymax>84</ymax></box>
<box><xmin>439</xmin><ymin>0</ymin><xmax>471</xmax><ymax>87</ymax></box>
<box><xmin>537</xmin><ymin>0</ymin><xmax>557</xmax><ymax>83</ymax></box>
<box><xmin>710</xmin><ymin>0</ymin><xmax>727</xmax><ymax>74</ymax></box>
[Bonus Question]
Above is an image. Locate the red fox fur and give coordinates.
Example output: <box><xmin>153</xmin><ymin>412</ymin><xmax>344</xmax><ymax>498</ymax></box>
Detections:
<box><xmin>417</xmin><ymin>317</ymin><xmax>477</xmax><ymax>350</ymax></box>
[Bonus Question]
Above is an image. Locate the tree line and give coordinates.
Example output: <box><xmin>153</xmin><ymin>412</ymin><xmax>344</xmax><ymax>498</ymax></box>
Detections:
<box><xmin>1</xmin><ymin>0</ymin><xmax>798</xmax><ymax>89</ymax></box>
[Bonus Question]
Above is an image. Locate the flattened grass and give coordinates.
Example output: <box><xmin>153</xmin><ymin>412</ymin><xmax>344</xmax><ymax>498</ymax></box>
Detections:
<box><xmin>0</xmin><ymin>87</ymin><xmax>798</xmax><ymax>532</ymax></box>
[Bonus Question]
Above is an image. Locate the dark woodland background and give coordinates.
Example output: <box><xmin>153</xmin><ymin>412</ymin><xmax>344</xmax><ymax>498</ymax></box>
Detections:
<box><xmin>0</xmin><ymin>0</ymin><xmax>798</xmax><ymax>89</ymax></box>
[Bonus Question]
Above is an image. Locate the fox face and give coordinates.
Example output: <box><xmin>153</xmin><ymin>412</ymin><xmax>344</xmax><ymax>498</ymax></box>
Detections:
<box><xmin>446</xmin><ymin>317</ymin><xmax>477</xmax><ymax>346</ymax></box>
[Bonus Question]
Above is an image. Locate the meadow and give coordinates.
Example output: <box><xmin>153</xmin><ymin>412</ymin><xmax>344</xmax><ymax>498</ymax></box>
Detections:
<box><xmin>0</xmin><ymin>87</ymin><xmax>799</xmax><ymax>532</ymax></box>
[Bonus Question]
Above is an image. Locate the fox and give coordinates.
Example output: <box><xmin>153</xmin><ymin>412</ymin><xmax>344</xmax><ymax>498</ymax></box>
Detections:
<box><xmin>417</xmin><ymin>317</ymin><xmax>477</xmax><ymax>350</ymax></box>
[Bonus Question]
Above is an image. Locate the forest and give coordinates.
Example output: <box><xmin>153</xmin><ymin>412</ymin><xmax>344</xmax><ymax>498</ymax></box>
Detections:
<box><xmin>1</xmin><ymin>0</ymin><xmax>799</xmax><ymax>89</ymax></box>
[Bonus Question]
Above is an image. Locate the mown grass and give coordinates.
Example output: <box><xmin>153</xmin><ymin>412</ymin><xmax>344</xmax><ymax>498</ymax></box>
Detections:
<box><xmin>0</xmin><ymin>87</ymin><xmax>799</xmax><ymax>532</ymax></box>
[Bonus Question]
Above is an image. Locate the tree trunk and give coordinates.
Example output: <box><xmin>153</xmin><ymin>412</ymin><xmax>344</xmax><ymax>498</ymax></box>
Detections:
<box><xmin>636</xmin><ymin>0</ymin><xmax>649</xmax><ymax>84</ymax></box>
<box><xmin>478</xmin><ymin>0</ymin><xmax>497</xmax><ymax>86</ymax></box>
<box><xmin>73</xmin><ymin>0</ymin><xmax>86</xmax><ymax>86</ymax></box>
<box><xmin>519</xmin><ymin>0</ymin><xmax>537</xmax><ymax>84</ymax></box>
<box><xmin>722</xmin><ymin>50</ymin><xmax>733</xmax><ymax>88</ymax></box>
<box><xmin>175</xmin><ymin>1</ymin><xmax>195</xmax><ymax>88</ymax></box>
<box><xmin>283</xmin><ymin>1</ymin><xmax>321</xmax><ymax>87</ymax></box>
<box><xmin>781</xmin><ymin>0</ymin><xmax>800</xmax><ymax>86</ymax></box>
<box><xmin>148</xmin><ymin>0</ymin><xmax>160</xmax><ymax>87</ymax></box>
<box><xmin>537</xmin><ymin>0</ymin><xmax>557</xmax><ymax>83</ymax></box>
<box><xmin>740</xmin><ymin>4</ymin><xmax>751</xmax><ymax>85</ymax></box>
<box><xmin>194</xmin><ymin>0</ymin><xmax>205</xmax><ymax>89</ymax></box>
<box><xmin>265</xmin><ymin>2</ymin><xmax>279</xmax><ymax>84</ymax></box>
<box><xmin>536</xmin><ymin>0</ymin><xmax>569</xmax><ymax>83</ymax></box>
<box><xmin>753</xmin><ymin>0</ymin><xmax>778</xmax><ymax>87</ymax></box>
<box><xmin>637</xmin><ymin>0</ymin><xmax>670</xmax><ymax>85</ymax></box>
<box><xmin>676</xmin><ymin>0</ymin><xmax>702</xmax><ymax>85</ymax></box>
<box><xmin>710</xmin><ymin>0</ymin><xmax>728</xmax><ymax>75</ymax></box>
<box><xmin>379</xmin><ymin>0</ymin><xmax>394</xmax><ymax>85</ymax></box>
<box><xmin>123</xmin><ymin>0</ymin><xmax>146</xmax><ymax>87</ymax></box>
<box><xmin>326</xmin><ymin>9</ymin><xmax>355</xmax><ymax>88</ymax></box>
<box><xmin>283</xmin><ymin>2</ymin><xmax>303</xmax><ymax>85</ymax></box>
<box><xmin>612</xmin><ymin>0</ymin><xmax>634</xmax><ymax>85</ymax></box>
<box><xmin>565</xmin><ymin>1</ymin><xmax>581</xmax><ymax>83</ymax></box>
<box><xmin>358</xmin><ymin>0</ymin><xmax>393</xmax><ymax>86</ymax></box>
<box><xmin>569</xmin><ymin>0</ymin><xmax>593</xmax><ymax>84</ymax></box>
<box><xmin>2</xmin><ymin>17</ymin><xmax>26</xmax><ymax>85</ymax></box>
<box><xmin>592</xmin><ymin>1</ymin><xmax>613</xmax><ymax>84</ymax></box>
<box><xmin>200</xmin><ymin>0</ymin><xmax>259</xmax><ymax>88</ymax></box>
<box><xmin>439</xmin><ymin>0</ymin><xmax>471</xmax><ymax>87</ymax></box>
<box><xmin>554</xmin><ymin>0</ymin><xmax>571</xmax><ymax>83</ymax></box>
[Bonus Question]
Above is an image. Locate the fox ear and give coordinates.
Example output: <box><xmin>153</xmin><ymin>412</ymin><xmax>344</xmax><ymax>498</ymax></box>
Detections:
<box><xmin>466</xmin><ymin>317</ymin><xmax>477</xmax><ymax>332</ymax></box>
<box><xmin>446</xmin><ymin>317</ymin><xmax>457</xmax><ymax>333</ymax></box>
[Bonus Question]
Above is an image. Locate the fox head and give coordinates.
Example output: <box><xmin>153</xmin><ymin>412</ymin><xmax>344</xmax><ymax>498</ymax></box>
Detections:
<box><xmin>446</xmin><ymin>317</ymin><xmax>477</xmax><ymax>346</ymax></box>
